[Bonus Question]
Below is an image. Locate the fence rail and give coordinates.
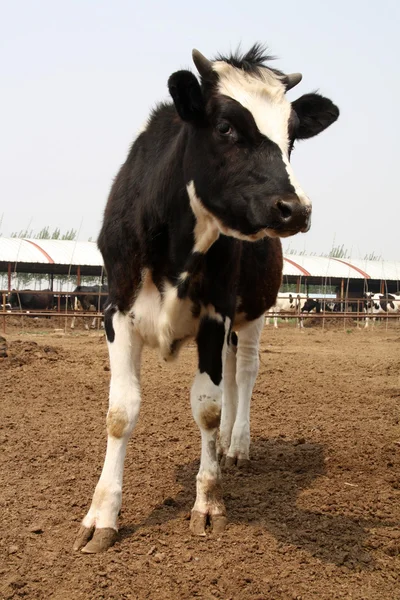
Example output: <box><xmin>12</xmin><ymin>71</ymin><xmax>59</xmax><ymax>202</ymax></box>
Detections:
<box><xmin>1</xmin><ymin>292</ymin><xmax>399</xmax><ymax>334</ymax></box>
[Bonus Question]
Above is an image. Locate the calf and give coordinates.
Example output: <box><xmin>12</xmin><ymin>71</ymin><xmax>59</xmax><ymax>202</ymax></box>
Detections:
<box><xmin>74</xmin><ymin>43</ymin><xmax>339</xmax><ymax>553</ymax></box>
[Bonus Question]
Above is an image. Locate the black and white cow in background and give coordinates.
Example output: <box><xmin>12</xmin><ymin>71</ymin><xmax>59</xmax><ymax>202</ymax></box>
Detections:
<box><xmin>73</xmin><ymin>44</ymin><xmax>339</xmax><ymax>553</ymax></box>
<box><xmin>53</xmin><ymin>294</ymin><xmax>74</xmax><ymax>312</ymax></box>
<box><xmin>301</xmin><ymin>297</ymin><xmax>337</xmax><ymax>314</ymax></box>
<box><xmin>266</xmin><ymin>292</ymin><xmax>307</xmax><ymax>328</ymax></box>
<box><xmin>364</xmin><ymin>292</ymin><xmax>400</xmax><ymax>328</ymax></box>
<box><xmin>70</xmin><ymin>285</ymin><xmax>109</xmax><ymax>330</ymax></box>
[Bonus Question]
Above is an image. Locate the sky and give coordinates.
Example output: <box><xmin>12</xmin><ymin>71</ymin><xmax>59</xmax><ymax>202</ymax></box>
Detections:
<box><xmin>1</xmin><ymin>0</ymin><xmax>399</xmax><ymax>260</ymax></box>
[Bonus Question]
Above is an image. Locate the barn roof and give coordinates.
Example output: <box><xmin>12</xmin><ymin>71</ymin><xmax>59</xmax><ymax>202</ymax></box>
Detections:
<box><xmin>0</xmin><ymin>238</ymin><xmax>399</xmax><ymax>282</ymax></box>
<box><xmin>0</xmin><ymin>238</ymin><xmax>102</xmax><ymax>266</ymax></box>
<box><xmin>0</xmin><ymin>238</ymin><xmax>104</xmax><ymax>277</ymax></box>
<box><xmin>283</xmin><ymin>255</ymin><xmax>400</xmax><ymax>281</ymax></box>
<box><xmin>283</xmin><ymin>255</ymin><xmax>368</xmax><ymax>279</ymax></box>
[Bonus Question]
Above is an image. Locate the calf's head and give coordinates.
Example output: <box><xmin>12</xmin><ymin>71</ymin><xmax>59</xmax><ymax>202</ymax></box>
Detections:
<box><xmin>168</xmin><ymin>44</ymin><xmax>339</xmax><ymax>241</ymax></box>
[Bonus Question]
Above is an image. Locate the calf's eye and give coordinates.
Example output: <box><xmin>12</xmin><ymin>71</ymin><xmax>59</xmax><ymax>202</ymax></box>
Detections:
<box><xmin>217</xmin><ymin>122</ymin><xmax>232</xmax><ymax>135</ymax></box>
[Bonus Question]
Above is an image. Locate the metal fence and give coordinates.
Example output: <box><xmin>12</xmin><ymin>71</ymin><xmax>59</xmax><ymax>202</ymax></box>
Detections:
<box><xmin>2</xmin><ymin>292</ymin><xmax>399</xmax><ymax>334</ymax></box>
<box><xmin>1</xmin><ymin>290</ymin><xmax>108</xmax><ymax>333</ymax></box>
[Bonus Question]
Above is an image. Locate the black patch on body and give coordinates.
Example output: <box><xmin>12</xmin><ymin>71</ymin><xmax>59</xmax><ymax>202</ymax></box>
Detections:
<box><xmin>197</xmin><ymin>317</ymin><xmax>225</xmax><ymax>386</ymax></box>
<box><xmin>230</xmin><ymin>331</ymin><xmax>238</xmax><ymax>347</ymax></box>
<box><xmin>104</xmin><ymin>305</ymin><xmax>117</xmax><ymax>343</ymax></box>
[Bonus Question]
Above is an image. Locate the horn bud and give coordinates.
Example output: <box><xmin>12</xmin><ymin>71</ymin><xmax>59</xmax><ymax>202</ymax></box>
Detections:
<box><xmin>192</xmin><ymin>49</ymin><xmax>213</xmax><ymax>78</ymax></box>
<box><xmin>285</xmin><ymin>72</ymin><xmax>302</xmax><ymax>91</ymax></box>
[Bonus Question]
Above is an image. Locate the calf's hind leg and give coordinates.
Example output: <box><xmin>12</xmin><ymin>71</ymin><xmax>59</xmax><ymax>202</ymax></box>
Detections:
<box><xmin>73</xmin><ymin>309</ymin><xmax>143</xmax><ymax>553</ymax></box>
<box><xmin>224</xmin><ymin>315</ymin><xmax>264</xmax><ymax>467</ymax></box>
<box><xmin>218</xmin><ymin>332</ymin><xmax>238</xmax><ymax>464</ymax></box>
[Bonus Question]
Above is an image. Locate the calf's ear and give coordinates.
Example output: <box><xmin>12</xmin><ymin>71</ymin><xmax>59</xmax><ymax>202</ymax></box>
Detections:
<box><xmin>292</xmin><ymin>93</ymin><xmax>339</xmax><ymax>140</ymax></box>
<box><xmin>168</xmin><ymin>70</ymin><xmax>205</xmax><ymax>123</ymax></box>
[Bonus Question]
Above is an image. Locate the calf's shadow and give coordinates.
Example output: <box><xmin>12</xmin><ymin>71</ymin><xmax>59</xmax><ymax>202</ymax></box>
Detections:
<box><xmin>120</xmin><ymin>437</ymin><xmax>396</xmax><ymax>570</ymax></box>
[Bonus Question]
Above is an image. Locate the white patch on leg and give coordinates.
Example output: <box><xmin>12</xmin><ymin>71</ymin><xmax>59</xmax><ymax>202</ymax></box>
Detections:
<box><xmin>191</xmin><ymin>371</ymin><xmax>224</xmax><ymax>515</ymax></box>
<box><xmin>227</xmin><ymin>315</ymin><xmax>264</xmax><ymax>461</ymax></box>
<box><xmin>219</xmin><ymin>341</ymin><xmax>238</xmax><ymax>457</ymax></box>
<box><xmin>191</xmin><ymin>316</ymin><xmax>230</xmax><ymax>518</ymax></box>
<box><xmin>81</xmin><ymin>311</ymin><xmax>143</xmax><ymax>532</ymax></box>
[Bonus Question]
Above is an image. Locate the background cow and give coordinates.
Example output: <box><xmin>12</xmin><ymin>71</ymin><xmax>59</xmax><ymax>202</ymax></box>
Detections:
<box><xmin>53</xmin><ymin>294</ymin><xmax>74</xmax><ymax>312</ymax></box>
<box><xmin>266</xmin><ymin>292</ymin><xmax>306</xmax><ymax>328</ymax></box>
<box><xmin>364</xmin><ymin>292</ymin><xmax>400</xmax><ymax>328</ymax></box>
<box><xmin>70</xmin><ymin>285</ymin><xmax>109</xmax><ymax>330</ymax></box>
<box><xmin>7</xmin><ymin>289</ymin><xmax>54</xmax><ymax>312</ymax></box>
<box><xmin>301</xmin><ymin>297</ymin><xmax>337</xmax><ymax>314</ymax></box>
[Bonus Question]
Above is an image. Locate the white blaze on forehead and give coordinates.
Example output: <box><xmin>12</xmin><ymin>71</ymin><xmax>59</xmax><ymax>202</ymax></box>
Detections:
<box><xmin>213</xmin><ymin>61</ymin><xmax>290</xmax><ymax>152</ymax></box>
<box><xmin>213</xmin><ymin>61</ymin><xmax>311</xmax><ymax>208</ymax></box>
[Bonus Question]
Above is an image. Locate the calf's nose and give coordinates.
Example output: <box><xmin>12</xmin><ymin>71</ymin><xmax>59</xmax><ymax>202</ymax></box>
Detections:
<box><xmin>275</xmin><ymin>194</ymin><xmax>311</xmax><ymax>233</ymax></box>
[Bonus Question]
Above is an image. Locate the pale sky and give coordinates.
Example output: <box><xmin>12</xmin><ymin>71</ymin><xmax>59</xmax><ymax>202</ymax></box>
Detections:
<box><xmin>1</xmin><ymin>0</ymin><xmax>399</xmax><ymax>259</ymax></box>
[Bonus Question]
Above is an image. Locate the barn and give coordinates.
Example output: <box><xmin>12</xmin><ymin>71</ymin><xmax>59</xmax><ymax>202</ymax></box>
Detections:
<box><xmin>1</xmin><ymin>237</ymin><xmax>399</xmax><ymax>298</ymax></box>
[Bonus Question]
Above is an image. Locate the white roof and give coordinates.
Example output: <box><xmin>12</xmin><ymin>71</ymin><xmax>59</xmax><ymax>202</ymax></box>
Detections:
<box><xmin>284</xmin><ymin>255</ymin><xmax>367</xmax><ymax>279</ymax></box>
<box><xmin>0</xmin><ymin>238</ymin><xmax>103</xmax><ymax>266</ymax></box>
<box><xmin>0</xmin><ymin>238</ymin><xmax>399</xmax><ymax>281</ymax></box>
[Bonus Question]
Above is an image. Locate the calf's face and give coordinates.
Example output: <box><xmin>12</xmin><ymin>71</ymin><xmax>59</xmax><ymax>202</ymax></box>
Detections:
<box><xmin>168</xmin><ymin>46</ymin><xmax>339</xmax><ymax>241</ymax></box>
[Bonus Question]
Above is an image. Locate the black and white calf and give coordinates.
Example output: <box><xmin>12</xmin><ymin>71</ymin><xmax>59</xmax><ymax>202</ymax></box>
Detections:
<box><xmin>74</xmin><ymin>44</ymin><xmax>339</xmax><ymax>553</ymax></box>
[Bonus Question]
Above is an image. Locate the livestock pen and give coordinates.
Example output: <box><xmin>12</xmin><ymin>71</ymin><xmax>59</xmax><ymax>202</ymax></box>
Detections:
<box><xmin>1</xmin><ymin>238</ymin><xmax>399</xmax><ymax>332</ymax></box>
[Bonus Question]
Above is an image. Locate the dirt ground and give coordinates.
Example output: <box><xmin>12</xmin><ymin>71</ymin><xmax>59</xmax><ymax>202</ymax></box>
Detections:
<box><xmin>1</xmin><ymin>318</ymin><xmax>400</xmax><ymax>600</ymax></box>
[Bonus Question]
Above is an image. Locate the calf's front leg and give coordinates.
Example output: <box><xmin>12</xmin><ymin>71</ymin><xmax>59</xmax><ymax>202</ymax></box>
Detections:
<box><xmin>190</xmin><ymin>315</ymin><xmax>229</xmax><ymax>536</ymax></box>
<box><xmin>73</xmin><ymin>309</ymin><xmax>143</xmax><ymax>553</ymax></box>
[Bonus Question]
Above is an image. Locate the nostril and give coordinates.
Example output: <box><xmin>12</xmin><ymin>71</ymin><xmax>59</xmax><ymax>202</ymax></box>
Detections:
<box><xmin>277</xmin><ymin>200</ymin><xmax>293</xmax><ymax>220</ymax></box>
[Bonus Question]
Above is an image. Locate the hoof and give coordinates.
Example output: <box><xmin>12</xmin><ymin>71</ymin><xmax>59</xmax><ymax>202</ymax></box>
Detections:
<box><xmin>237</xmin><ymin>458</ymin><xmax>250</xmax><ymax>470</ymax></box>
<box><xmin>223</xmin><ymin>455</ymin><xmax>250</xmax><ymax>470</ymax></box>
<box><xmin>218</xmin><ymin>453</ymin><xmax>226</xmax><ymax>467</ymax></box>
<box><xmin>76</xmin><ymin>527</ymin><xmax>118</xmax><ymax>554</ymax></box>
<box><xmin>189</xmin><ymin>511</ymin><xmax>227</xmax><ymax>536</ymax></box>
<box><xmin>190</xmin><ymin>511</ymin><xmax>207</xmax><ymax>536</ymax></box>
<box><xmin>73</xmin><ymin>525</ymin><xmax>94</xmax><ymax>551</ymax></box>
<box><xmin>211</xmin><ymin>514</ymin><xmax>227</xmax><ymax>534</ymax></box>
<box><xmin>224</xmin><ymin>455</ymin><xmax>236</xmax><ymax>469</ymax></box>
